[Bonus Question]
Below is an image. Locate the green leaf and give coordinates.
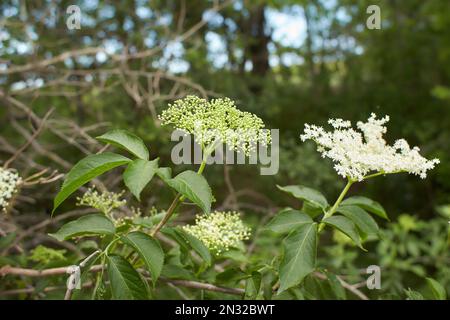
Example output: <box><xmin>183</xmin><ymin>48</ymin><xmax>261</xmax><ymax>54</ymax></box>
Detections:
<box><xmin>162</xmin><ymin>227</ymin><xmax>211</xmax><ymax>265</ymax></box>
<box><xmin>323</xmin><ymin>216</ymin><xmax>365</xmax><ymax>250</ymax></box>
<box><xmin>96</xmin><ymin>129</ymin><xmax>149</xmax><ymax>160</ymax></box>
<box><xmin>49</xmin><ymin>214</ymin><xmax>115</xmax><ymax>241</ymax></box>
<box><xmin>279</xmin><ymin>222</ymin><xmax>317</xmax><ymax>292</ymax></box>
<box><xmin>121</xmin><ymin>231</ymin><xmax>164</xmax><ymax>284</ymax></box>
<box><xmin>53</xmin><ymin>152</ymin><xmax>131</xmax><ymax>213</ymax></box>
<box><xmin>245</xmin><ymin>271</ymin><xmax>262</xmax><ymax>299</ymax></box>
<box><xmin>107</xmin><ymin>255</ymin><xmax>148</xmax><ymax>300</ymax></box>
<box><xmin>265</xmin><ymin>209</ymin><xmax>313</xmax><ymax>234</ymax></box>
<box><xmin>277</xmin><ymin>185</ymin><xmax>328</xmax><ymax>211</ymax></box>
<box><xmin>426</xmin><ymin>277</ymin><xmax>447</xmax><ymax>300</ymax></box>
<box><xmin>405</xmin><ymin>289</ymin><xmax>424</xmax><ymax>300</ymax></box>
<box><xmin>161</xmin><ymin>265</ymin><xmax>195</xmax><ymax>280</ymax></box>
<box><xmin>301</xmin><ymin>275</ymin><xmax>330</xmax><ymax>300</ymax></box>
<box><xmin>156</xmin><ymin>167</ymin><xmax>172</xmax><ymax>182</ymax></box>
<box><xmin>216</xmin><ymin>268</ymin><xmax>248</xmax><ymax>284</ymax></box>
<box><xmin>336</xmin><ymin>205</ymin><xmax>379</xmax><ymax>236</ymax></box>
<box><xmin>221</xmin><ymin>247</ymin><xmax>248</xmax><ymax>263</ymax></box>
<box><xmin>302</xmin><ymin>201</ymin><xmax>324</xmax><ymax>219</ymax></box>
<box><xmin>123</xmin><ymin>159</ymin><xmax>158</xmax><ymax>200</ymax></box>
<box><xmin>167</xmin><ymin>170</ymin><xmax>212</xmax><ymax>213</ymax></box>
<box><xmin>340</xmin><ymin>196</ymin><xmax>388</xmax><ymax>220</ymax></box>
<box><xmin>177</xmin><ymin>228</ymin><xmax>212</xmax><ymax>265</ymax></box>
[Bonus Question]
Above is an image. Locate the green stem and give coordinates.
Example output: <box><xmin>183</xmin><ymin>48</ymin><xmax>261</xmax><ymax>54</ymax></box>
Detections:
<box><xmin>197</xmin><ymin>159</ymin><xmax>207</xmax><ymax>175</ymax></box>
<box><xmin>363</xmin><ymin>170</ymin><xmax>403</xmax><ymax>180</ymax></box>
<box><xmin>91</xmin><ymin>254</ymin><xmax>106</xmax><ymax>299</ymax></box>
<box><xmin>150</xmin><ymin>156</ymin><xmax>208</xmax><ymax>237</ymax></box>
<box><xmin>316</xmin><ymin>169</ymin><xmax>401</xmax><ymax>232</ymax></box>
<box><xmin>104</xmin><ymin>237</ymin><xmax>120</xmax><ymax>255</ymax></box>
<box><xmin>318</xmin><ymin>178</ymin><xmax>354</xmax><ymax>232</ymax></box>
<box><xmin>150</xmin><ymin>193</ymin><xmax>182</xmax><ymax>237</ymax></box>
<box><xmin>362</xmin><ymin>172</ymin><xmax>385</xmax><ymax>180</ymax></box>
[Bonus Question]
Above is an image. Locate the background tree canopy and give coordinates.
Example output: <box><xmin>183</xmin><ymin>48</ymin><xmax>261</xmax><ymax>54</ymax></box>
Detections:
<box><xmin>0</xmin><ymin>0</ymin><xmax>449</xmax><ymax>300</ymax></box>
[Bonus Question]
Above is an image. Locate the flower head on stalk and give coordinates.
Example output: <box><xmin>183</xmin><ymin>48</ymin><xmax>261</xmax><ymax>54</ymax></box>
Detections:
<box><xmin>0</xmin><ymin>167</ymin><xmax>22</xmax><ymax>212</ymax></box>
<box><xmin>159</xmin><ymin>95</ymin><xmax>271</xmax><ymax>155</ymax></box>
<box><xmin>300</xmin><ymin>113</ymin><xmax>439</xmax><ymax>181</ymax></box>
<box><xmin>183</xmin><ymin>211</ymin><xmax>251</xmax><ymax>255</ymax></box>
<box><xmin>76</xmin><ymin>187</ymin><xmax>126</xmax><ymax>216</ymax></box>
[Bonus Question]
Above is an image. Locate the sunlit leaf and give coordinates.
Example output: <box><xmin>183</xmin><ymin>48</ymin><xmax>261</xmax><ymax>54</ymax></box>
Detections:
<box><xmin>53</xmin><ymin>152</ymin><xmax>130</xmax><ymax>213</ymax></box>
<box><xmin>96</xmin><ymin>129</ymin><xmax>149</xmax><ymax>160</ymax></box>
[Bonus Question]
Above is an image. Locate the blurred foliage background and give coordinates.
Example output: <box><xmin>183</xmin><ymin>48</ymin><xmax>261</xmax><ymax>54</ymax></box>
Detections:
<box><xmin>0</xmin><ymin>0</ymin><xmax>449</xmax><ymax>299</ymax></box>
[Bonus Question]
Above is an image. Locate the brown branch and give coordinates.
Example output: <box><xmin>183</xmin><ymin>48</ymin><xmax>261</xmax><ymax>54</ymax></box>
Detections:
<box><xmin>270</xmin><ymin>272</ymin><xmax>369</xmax><ymax>300</ymax></box>
<box><xmin>223</xmin><ymin>165</ymin><xmax>238</xmax><ymax>210</ymax></box>
<box><xmin>124</xmin><ymin>0</ymin><xmax>234</xmax><ymax>61</ymax></box>
<box><xmin>160</xmin><ymin>278</ymin><xmax>244</xmax><ymax>296</ymax></box>
<box><xmin>22</xmin><ymin>169</ymin><xmax>63</xmax><ymax>186</ymax></box>
<box><xmin>0</xmin><ymin>264</ymin><xmax>103</xmax><ymax>277</ymax></box>
<box><xmin>0</xmin><ymin>136</ymin><xmax>46</xmax><ymax>170</ymax></box>
<box><xmin>0</xmin><ymin>282</ymin><xmax>94</xmax><ymax>297</ymax></box>
<box><xmin>1</xmin><ymin>264</ymin><xmax>244</xmax><ymax>297</ymax></box>
<box><xmin>0</xmin><ymin>47</ymin><xmax>106</xmax><ymax>75</ymax></box>
<box><xmin>3</xmin><ymin>108</ymin><xmax>54</xmax><ymax>169</ymax></box>
<box><xmin>0</xmin><ymin>1</ymin><xmax>232</xmax><ymax>76</ymax></box>
<box><xmin>3</xmin><ymin>208</ymin><xmax>97</xmax><ymax>255</ymax></box>
<box><xmin>313</xmin><ymin>271</ymin><xmax>369</xmax><ymax>300</ymax></box>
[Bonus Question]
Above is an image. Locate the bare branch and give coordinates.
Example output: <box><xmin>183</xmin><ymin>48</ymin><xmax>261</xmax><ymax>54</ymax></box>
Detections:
<box><xmin>160</xmin><ymin>278</ymin><xmax>244</xmax><ymax>296</ymax></box>
<box><xmin>0</xmin><ymin>47</ymin><xmax>107</xmax><ymax>75</ymax></box>
<box><xmin>0</xmin><ymin>263</ymin><xmax>244</xmax><ymax>297</ymax></box>
<box><xmin>4</xmin><ymin>108</ymin><xmax>54</xmax><ymax>169</ymax></box>
<box><xmin>313</xmin><ymin>271</ymin><xmax>369</xmax><ymax>300</ymax></box>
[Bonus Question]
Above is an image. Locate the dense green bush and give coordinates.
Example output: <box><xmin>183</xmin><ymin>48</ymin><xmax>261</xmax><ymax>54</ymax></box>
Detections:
<box><xmin>2</xmin><ymin>96</ymin><xmax>446</xmax><ymax>300</ymax></box>
<box><xmin>1</xmin><ymin>0</ymin><xmax>449</xmax><ymax>301</ymax></box>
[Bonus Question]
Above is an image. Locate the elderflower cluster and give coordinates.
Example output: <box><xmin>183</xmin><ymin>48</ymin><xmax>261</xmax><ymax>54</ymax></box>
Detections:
<box><xmin>114</xmin><ymin>206</ymin><xmax>142</xmax><ymax>226</ymax></box>
<box><xmin>0</xmin><ymin>167</ymin><xmax>22</xmax><ymax>212</ymax></box>
<box><xmin>183</xmin><ymin>211</ymin><xmax>251</xmax><ymax>254</ymax></box>
<box><xmin>159</xmin><ymin>95</ymin><xmax>271</xmax><ymax>155</ymax></box>
<box><xmin>76</xmin><ymin>187</ymin><xmax>126</xmax><ymax>215</ymax></box>
<box><xmin>300</xmin><ymin>113</ymin><xmax>440</xmax><ymax>181</ymax></box>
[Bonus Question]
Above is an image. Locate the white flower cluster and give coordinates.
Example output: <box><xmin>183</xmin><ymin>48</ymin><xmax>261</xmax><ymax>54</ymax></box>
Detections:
<box><xmin>300</xmin><ymin>113</ymin><xmax>440</xmax><ymax>181</ymax></box>
<box><xmin>0</xmin><ymin>167</ymin><xmax>22</xmax><ymax>212</ymax></box>
<box><xmin>183</xmin><ymin>211</ymin><xmax>251</xmax><ymax>254</ymax></box>
<box><xmin>159</xmin><ymin>95</ymin><xmax>271</xmax><ymax>155</ymax></box>
<box><xmin>76</xmin><ymin>187</ymin><xmax>126</xmax><ymax>216</ymax></box>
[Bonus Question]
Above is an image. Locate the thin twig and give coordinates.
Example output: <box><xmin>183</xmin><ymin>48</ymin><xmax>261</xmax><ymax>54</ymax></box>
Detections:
<box><xmin>0</xmin><ymin>282</ymin><xmax>94</xmax><ymax>297</ymax></box>
<box><xmin>151</xmin><ymin>194</ymin><xmax>181</xmax><ymax>236</ymax></box>
<box><xmin>0</xmin><ymin>264</ymin><xmax>244</xmax><ymax>297</ymax></box>
<box><xmin>0</xmin><ymin>264</ymin><xmax>103</xmax><ymax>277</ymax></box>
<box><xmin>3</xmin><ymin>208</ymin><xmax>96</xmax><ymax>255</ymax></box>
<box><xmin>4</xmin><ymin>108</ymin><xmax>54</xmax><ymax>169</ymax></box>
<box><xmin>160</xmin><ymin>278</ymin><xmax>244</xmax><ymax>296</ymax></box>
<box><xmin>313</xmin><ymin>271</ymin><xmax>369</xmax><ymax>300</ymax></box>
<box><xmin>0</xmin><ymin>47</ymin><xmax>107</xmax><ymax>75</ymax></box>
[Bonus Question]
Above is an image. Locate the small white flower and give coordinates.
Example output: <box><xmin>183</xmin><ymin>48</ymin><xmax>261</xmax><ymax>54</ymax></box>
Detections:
<box><xmin>0</xmin><ymin>167</ymin><xmax>22</xmax><ymax>212</ymax></box>
<box><xmin>328</xmin><ymin>118</ymin><xmax>351</xmax><ymax>129</ymax></box>
<box><xmin>300</xmin><ymin>113</ymin><xmax>440</xmax><ymax>181</ymax></box>
<box><xmin>183</xmin><ymin>211</ymin><xmax>251</xmax><ymax>255</ymax></box>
